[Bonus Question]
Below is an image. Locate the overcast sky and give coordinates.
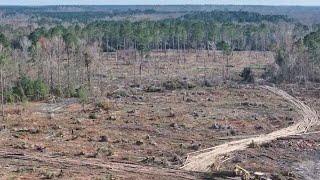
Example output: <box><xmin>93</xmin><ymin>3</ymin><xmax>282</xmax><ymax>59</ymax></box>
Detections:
<box><xmin>0</xmin><ymin>0</ymin><xmax>319</xmax><ymax>6</ymax></box>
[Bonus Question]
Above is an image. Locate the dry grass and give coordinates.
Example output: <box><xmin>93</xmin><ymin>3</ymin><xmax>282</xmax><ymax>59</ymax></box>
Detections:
<box><xmin>0</xmin><ymin>51</ymin><xmax>317</xmax><ymax>179</ymax></box>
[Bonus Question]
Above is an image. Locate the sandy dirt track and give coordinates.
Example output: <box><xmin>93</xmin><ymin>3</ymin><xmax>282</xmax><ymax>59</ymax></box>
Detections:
<box><xmin>181</xmin><ymin>85</ymin><xmax>319</xmax><ymax>172</ymax></box>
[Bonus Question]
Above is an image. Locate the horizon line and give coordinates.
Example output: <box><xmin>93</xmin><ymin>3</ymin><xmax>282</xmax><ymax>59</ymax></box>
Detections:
<box><xmin>0</xmin><ymin>4</ymin><xmax>319</xmax><ymax>7</ymax></box>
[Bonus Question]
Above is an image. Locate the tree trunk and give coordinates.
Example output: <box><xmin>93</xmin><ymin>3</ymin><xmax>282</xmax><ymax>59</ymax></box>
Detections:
<box><xmin>226</xmin><ymin>55</ymin><xmax>229</xmax><ymax>81</ymax></box>
<box><xmin>86</xmin><ymin>65</ymin><xmax>91</xmax><ymax>92</ymax></box>
<box><xmin>134</xmin><ymin>50</ymin><xmax>137</xmax><ymax>84</ymax></box>
<box><xmin>67</xmin><ymin>48</ymin><xmax>71</xmax><ymax>94</ymax></box>
<box><xmin>1</xmin><ymin>68</ymin><xmax>4</xmax><ymax>121</ymax></box>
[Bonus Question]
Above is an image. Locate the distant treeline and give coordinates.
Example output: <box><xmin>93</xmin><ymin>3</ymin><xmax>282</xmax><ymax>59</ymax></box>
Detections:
<box><xmin>181</xmin><ymin>11</ymin><xmax>292</xmax><ymax>23</ymax></box>
<box><xmin>23</xmin><ymin>11</ymin><xmax>302</xmax><ymax>53</ymax></box>
<box><xmin>0</xmin><ymin>10</ymin><xmax>319</xmax><ymax>104</ymax></box>
<box><xmin>1</xmin><ymin>5</ymin><xmax>319</xmax><ymax>23</ymax></box>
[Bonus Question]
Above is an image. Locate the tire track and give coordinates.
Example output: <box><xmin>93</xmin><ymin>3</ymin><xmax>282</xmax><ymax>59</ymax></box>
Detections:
<box><xmin>182</xmin><ymin>85</ymin><xmax>319</xmax><ymax>172</ymax></box>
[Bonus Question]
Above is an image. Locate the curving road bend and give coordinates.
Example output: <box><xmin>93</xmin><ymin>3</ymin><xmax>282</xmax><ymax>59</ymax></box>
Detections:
<box><xmin>182</xmin><ymin>86</ymin><xmax>319</xmax><ymax>172</ymax></box>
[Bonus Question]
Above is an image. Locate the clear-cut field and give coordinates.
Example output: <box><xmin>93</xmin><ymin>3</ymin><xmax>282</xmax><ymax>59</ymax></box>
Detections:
<box><xmin>0</xmin><ymin>51</ymin><xmax>319</xmax><ymax>179</ymax></box>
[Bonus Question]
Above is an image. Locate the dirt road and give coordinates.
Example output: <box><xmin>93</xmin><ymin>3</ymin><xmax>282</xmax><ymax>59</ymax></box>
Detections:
<box><xmin>182</xmin><ymin>85</ymin><xmax>319</xmax><ymax>172</ymax></box>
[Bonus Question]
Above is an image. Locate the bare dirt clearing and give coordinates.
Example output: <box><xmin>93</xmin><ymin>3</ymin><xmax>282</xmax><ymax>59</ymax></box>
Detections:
<box><xmin>182</xmin><ymin>85</ymin><xmax>319</xmax><ymax>172</ymax></box>
<box><xmin>0</xmin><ymin>84</ymin><xmax>307</xmax><ymax>179</ymax></box>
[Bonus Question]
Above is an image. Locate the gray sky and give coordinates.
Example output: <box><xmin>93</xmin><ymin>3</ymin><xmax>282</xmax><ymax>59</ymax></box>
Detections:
<box><xmin>0</xmin><ymin>0</ymin><xmax>319</xmax><ymax>6</ymax></box>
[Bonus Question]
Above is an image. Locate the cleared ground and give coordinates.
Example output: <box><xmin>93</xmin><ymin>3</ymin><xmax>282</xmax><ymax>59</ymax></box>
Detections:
<box><xmin>0</xmin><ymin>51</ymin><xmax>319</xmax><ymax>179</ymax></box>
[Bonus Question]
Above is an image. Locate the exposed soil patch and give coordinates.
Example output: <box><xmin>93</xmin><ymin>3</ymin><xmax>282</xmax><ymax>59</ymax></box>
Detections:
<box><xmin>0</xmin><ymin>85</ymin><xmax>301</xmax><ymax>179</ymax></box>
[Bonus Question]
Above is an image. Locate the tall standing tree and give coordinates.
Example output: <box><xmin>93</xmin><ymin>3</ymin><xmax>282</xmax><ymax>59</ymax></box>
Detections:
<box><xmin>49</xmin><ymin>25</ymin><xmax>65</xmax><ymax>95</ymax></box>
<box><xmin>120</xmin><ymin>20</ymin><xmax>133</xmax><ymax>50</ymax></box>
<box><xmin>217</xmin><ymin>41</ymin><xmax>232</xmax><ymax>80</ymax></box>
<box><xmin>135</xmin><ymin>21</ymin><xmax>152</xmax><ymax>80</ymax></box>
<box><xmin>84</xmin><ymin>50</ymin><xmax>92</xmax><ymax>91</ymax></box>
<box><xmin>191</xmin><ymin>21</ymin><xmax>205</xmax><ymax>62</ymax></box>
<box><xmin>63</xmin><ymin>31</ymin><xmax>79</xmax><ymax>96</ymax></box>
<box><xmin>0</xmin><ymin>33</ymin><xmax>10</xmax><ymax>120</ymax></box>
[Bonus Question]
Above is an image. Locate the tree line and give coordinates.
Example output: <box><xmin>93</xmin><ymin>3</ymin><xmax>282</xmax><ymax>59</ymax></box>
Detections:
<box><xmin>269</xmin><ymin>28</ymin><xmax>320</xmax><ymax>83</ymax></box>
<box><xmin>0</xmin><ymin>11</ymin><xmax>318</xmax><ymax>105</ymax></box>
